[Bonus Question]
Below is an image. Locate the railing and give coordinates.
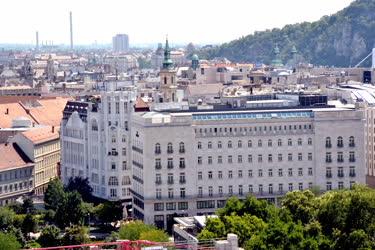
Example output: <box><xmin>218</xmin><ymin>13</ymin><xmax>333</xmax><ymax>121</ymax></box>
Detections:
<box><xmin>326</xmin><ymin>173</ymin><xmax>332</xmax><ymax>178</ymax></box>
<box><xmin>349</xmin><ymin>158</ymin><xmax>356</xmax><ymax>162</ymax></box>
<box><xmin>179</xmin><ymin>148</ymin><xmax>185</xmax><ymax>153</ymax></box>
<box><xmin>155</xmin><ymin>150</ymin><xmax>161</xmax><ymax>154</ymax></box>
<box><xmin>349</xmin><ymin>172</ymin><xmax>356</xmax><ymax>177</ymax></box>
<box><xmin>155</xmin><ymin>164</ymin><xmax>162</xmax><ymax>170</ymax></box>
<box><xmin>326</xmin><ymin>158</ymin><xmax>332</xmax><ymax>163</ymax></box>
<box><xmin>349</xmin><ymin>143</ymin><xmax>355</xmax><ymax>147</ymax></box>
<box><xmin>326</xmin><ymin>143</ymin><xmax>332</xmax><ymax>148</ymax></box>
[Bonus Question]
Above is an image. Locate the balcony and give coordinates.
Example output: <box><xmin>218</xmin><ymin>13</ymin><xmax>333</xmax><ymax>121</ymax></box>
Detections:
<box><xmin>167</xmin><ymin>164</ymin><xmax>174</xmax><ymax>169</ymax></box>
<box><xmin>155</xmin><ymin>180</ymin><xmax>162</xmax><ymax>185</ymax></box>
<box><xmin>155</xmin><ymin>150</ymin><xmax>161</xmax><ymax>155</ymax></box>
<box><xmin>179</xmin><ymin>149</ymin><xmax>185</xmax><ymax>154</ymax></box>
<box><xmin>338</xmin><ymin>173</ymin><xmax>344</xmax><ymax>178</ymax></box>
<box><xmin>155</xmin><ymin>164</ymin><xmax>162</xmax><ymax>170</ymax></box>
<box><xmin>325</xmin><ymin>143</ymin><xmax>332</xmax><ymax>148</ymax></box>
<box><xmin>349</xmin><ymin>172</ymin><xmax>356</xmax><ymax>177</ymax></box>
<box><xmin>179</xmin><ymin>163</ymin><xmax>186</xmax><ymax>169</ymax></box>
<box><xmin>167</xmin><ymin>149</ymin><xmax>174</xmax><ymax>154</ymax></box>
<box><xmin>326</xmin><ymin>158</ymin><xmax>332</xmax><ymax>163</ymax></box>
<box><xmin>349</xmin><ymin>143</ymin><xmax>355</xmax><ymax>147</ymax></box>
<box><xmin>168</xmin><ymin>180</ymin><xmax>174</xmax><ymax>185</ymax></box>
<box><xmin>349</xmin><ymin>158</ymin><xmax>356</xmax><ymax>163</ymax></box>
<box><xmin>179</xmin><ymin>179</ymin><xmax>186</xmax><ymax>184</ymax></box>
<box><xmin>326</xmin><ymin>173</ymin><xmax>332</xmax><ymax>178</ymax></box>
<box><xmin>337</xmin><ymin>158</ymin><xmax>344</xmax><ymax>163</ymax></box>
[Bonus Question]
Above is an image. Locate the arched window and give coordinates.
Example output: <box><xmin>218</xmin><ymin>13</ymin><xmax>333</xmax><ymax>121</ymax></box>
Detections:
<box><xmin>218</xmin><ymin>141</ymin><xmax>222</xmax><ymax>149</ymax></box>
<box><xmin>258</xmin><ymin>139</ymin><xmax>262</xmax><ymax>147</ymax></box>
<box><xmin>208</xmin><ymin>141</ymin><xmax>212</xmax><ymax>149</ymax></box>
<box><xmin>337</xmin><ymin>136</ymin><xmax>343</xmax><ymax>147</ymax></box>
<box><xmin>108</xmin><ymin>176</ymin><xmax>119</xmax><ymax>186</ymax></box>
<box><xmin>308</xmin><ymin>138</ymin><xmax>312</xmax><ymax>145</ymax></box>
<box><xmin>268</xmin><ymin>139</ymin><xmax>272</xmax><ymax>147</ymax></box>
<box><xmin>111</xmin><ymin>135</ymin><xmax>116</xmax><ymax>143</ymax></box>
<box><xmin>228</xmin><ymin>140</ymin><xmax>232</xmax><ymax>148</ymax></box>
<box><xmin>155</xmin><ymin>143</ymin><xmax>161</xmax><ymax>154</ymax></box>
<box><xmin>248</xmin><ymin>140</ymin><xmax>252</xmax><ymax>148</ymax></box>
<box><xmin>91</xmin><ymin>119</ymin><xmax>98</xmax><ymax>131</ymax></box>
<box><xmin>349</xmin><ymin>136</ymin><xmax>355</xmax><ymax>147</ymax></box>
<box><xmin>197</xmin><ymin>142</ymin><xmax>202</xmax><ymax>149</ymax></box>
<box><xmin>167</xmin><ymin>143</ymin><xmax>173</xmax><ymax>153</ymax></box>
<box><xmin>288</xmin><ymin>139</ymin><xmax>292</xmax><ymax>146</ymax></box>
<box><xmin>326</xmin><ymin>137</ymin><xmax>331</xmax><ymax>148</ymax></box>
<box><xmin>238</xmin><ymin>140</ymin><xmax>242</xmax><ymax>148</ymax></box>
<box><xmin>122</xmin><ymin>135</ymin><xmax>126</xmax><ymax>143</ymax></box>
<box><xmin>298</xmin><ymin>138</ymin><xmax>302</xmax><ymax>146</ymax></box>
<box><xmin>278</xmin><ymin>139</ymin><xmax>282</xmax><ymax>146</ymax></box>
<box><xmin>179</xmin><ymin>142</ymin><xmax>185</xmax><ymax>153</ymax></box>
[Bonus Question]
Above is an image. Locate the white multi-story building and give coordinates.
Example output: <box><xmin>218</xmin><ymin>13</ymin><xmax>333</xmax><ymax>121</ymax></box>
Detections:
<box><xmin>61</xmin><ymin>87</ymin><xmax>136</xmax><ymax>202</ymax></box>
<box><xmin>113</xmin><ymin>34</ymin><xmax>129</xmax><ymax>53</ymax></box>
<box><xmin>130</xmin><ymin>104</ymin><xmax>365</xmax><ymax>229</ymax></box>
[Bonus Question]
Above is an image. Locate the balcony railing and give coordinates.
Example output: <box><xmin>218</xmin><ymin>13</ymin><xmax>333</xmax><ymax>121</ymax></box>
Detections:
<box><xmin>338</xmin><ymin>173</ymin><xmax>344</xmax><ymax>178</ymax></box>
<box><xmin>349</xmin><ymin>158</ymin><xmax>356</xmax><ymax>162</ymax></box>
<box><xmin>349</xmin><ymin>143</ymin><xmax>355</xmax><ymax>147</ymax></box>
<box><xmin>326</xmin><ymin>173</ymin><xmax>332</xmax><ymax>178</ymax></box>
<box><xmin>155</xmin><ymin>164</ymin><xmax>162</xmax><ymax>170</ymax></box>
<box><xmin>167</xmin><ymin>149</ymin><xmax>174</xmax><ymax>154</ymax></box>
<box><xmin>326</xmin><ymin>158</ymin><xmax>332</xmax><ymax>163</ymax></box>
<box><xmin>155</xmin><ymin>180</ymin><xmax>162</xmax><ymax>185</ymax></box>
<box><xmin>179</xmin><ymin>163</ymin><xmax>186</xmax><ymax>169</ymax></box>
<box><xmin>179</xmin><ymin>179</ymin><xmax>186</xmax><ymax>184</ymax></box>
<box><xmin>167</xmin><ymin>180</ymin><xmax>174</xmax><ymax>185</ymax></box>
<box><xmin>155</xmin><ymin>150</ymin><xmax>161</xmax><ymax>155</ymax></box>
<box><xmin>179</xmin><ymin>148</ymin><xmax>185</xmax><ymax>153</ymax></box>
<box><xmin>349</xmin><ymin>172</ymin><xmax>356</xmax><ymax>177</ymax></box>
<box><xmin>326</xmin><ymin>143</ymin><xmax>332</xmax><ymax>148</ymax></box>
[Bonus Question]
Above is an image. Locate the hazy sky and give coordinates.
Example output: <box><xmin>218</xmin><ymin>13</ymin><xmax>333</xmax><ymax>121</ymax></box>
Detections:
<box><xmin>1</xmin><ymin>0</ymin><xmax>355</xmax><ymax>46</ymax></box>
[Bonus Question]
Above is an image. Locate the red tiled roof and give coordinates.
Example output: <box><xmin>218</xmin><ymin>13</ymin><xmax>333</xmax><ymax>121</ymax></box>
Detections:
<box><xmin>0</xmin><ymin>143</ymin><xmax>33</xmax><ymax>171</ymax></box>
<box><xmin>134</xmin><ymin>97</ymin><xmax>149</xmax><ymax>109</ymax></box>
<box><xmin>21</xmin><ymin>126</ymin><xmax>60</xmax><ymax>145</ymax></box>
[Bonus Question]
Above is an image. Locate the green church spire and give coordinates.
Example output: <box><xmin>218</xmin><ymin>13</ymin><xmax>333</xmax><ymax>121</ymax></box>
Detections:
<box><xmin>162</xmin><ymin>36</ymin><xmax>173</xmax><ymax>69</ymax></box>
<box><xmin>271</xmin><ymin>43</ymin><xmax>283</xmax><ymax>67</ymax></box>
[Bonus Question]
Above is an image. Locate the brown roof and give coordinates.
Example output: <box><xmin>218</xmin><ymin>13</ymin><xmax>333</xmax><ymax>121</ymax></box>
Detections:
<box><xmin>0</xmin><ymin>102</ymin><xmax>36</xmax><ymax>128</ymax></box>
<box><xmin>135</xmin><ymin>97</ymin><xmax>149</xmax><ymax>109</ymax></box>
<box><xmin>24</xmin><ymin>98</ymin><xmax>70</xmax><ymax>126</ymax></box>
<box><xmin>21</xmin><ymin>126</ymin><xmax>60</xmax><ymax>145</ymax></box>
<box><xmin>0</xmin><ymin>143</ymin><xmax>33</xmax><ymax>171</ymax></box>
<box><xmin>187</xmin><ymin>83</ymin><xmax>224</xmax><ymax>96</ymax></box>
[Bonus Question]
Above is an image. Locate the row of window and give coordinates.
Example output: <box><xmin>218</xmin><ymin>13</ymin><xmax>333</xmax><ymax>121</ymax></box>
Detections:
<box><xmin>155</xmin><ymin>188</ymin><xmax>186</xmax><ymax>199</ymax></box>
<box><xmin>155</xmin><ymin>143</ymin><xmax>185</xmax><ymax>154</ymax></box>
<box><xmin>325</xmin><ymin>152</ymin><xmax>356</xmax><ymax>163</ymax></box>
<box><xmin>154</xmin><ymin>202</ymin><xmax>188</xmax><ymax>211</ymax></box>
<box><xmin>326</xmin><ymin>167</ymin><xmax>356</xmax><ymax>178</ymax></box>
<box><xmin>0</xmin><ymin>181</ymin><xmax>32</xmax><ymax>194</ymax></box>
<box><xmin>0</xmin><ymin>168</ymin><xmax>33</xmax><ymax>182</ymax></box>
<box><xmin>155</xmin><ymin>173</ymin><xmax>186</xmax><ymax>185</ymax></box>
<box><xmin>197</xmin><ymin>153</ymin><xmax>313</xmax><ymax>165</ymax></box>
<box><xmin>325</xmin><ymin>136</ymin><xmax>355</xmax><ymax>148</ymax></box>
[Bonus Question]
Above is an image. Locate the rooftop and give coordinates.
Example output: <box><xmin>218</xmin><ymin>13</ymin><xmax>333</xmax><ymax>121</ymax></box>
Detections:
<box><xmin>0</xmin><ymin>143</ymin><xmax>33</xmax><ymax>171</ymax></box>
<box><xmin>21</xmin><ymin>126</ymin><xmax>60</xmax><ymax>145</ymax></box>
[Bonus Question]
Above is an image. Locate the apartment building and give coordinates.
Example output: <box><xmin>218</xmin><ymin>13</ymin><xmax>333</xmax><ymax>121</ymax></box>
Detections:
<box><xmin>130</xmin><ymin>102</ymin><xmax>365</xmax><ymax>230</ymax></box>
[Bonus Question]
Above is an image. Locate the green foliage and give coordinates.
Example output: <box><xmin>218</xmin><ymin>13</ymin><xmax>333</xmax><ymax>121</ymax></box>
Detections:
<box><xmin>21</xmin><ymin>214</ymin><xmax>38</xmax><ymax>235</ymax></box>
<box><xmin>62</xmin><ymin>225</ymin><xmax>89</xmax><ymax>246</ymax></box>
<box><xmin>65</xmin><ymin>177</ymin><xmax>93</xmax><ymax>202</ymax></box>
<box><xmin>201</xmin><ymin>185</ymin><xmax>375</xmax><ymax>249</ymax></box>
<box><xmin>0</xmin><ymin>232</ymin><xmax>21</xmax><ymax>250</ymax></box>
<box><xmin>94</xmin><ymin>201</ymin><xmax>124</xmax><ymax>225</ymax></box>
<box><xmin>21</xmin><ymin>197</ymin><xmax>36</xmax><ymax>214</ymax></box>
<box><xmin>44</xmin><ymin>178</ymin><xmax>65</xmax><ymax>211</ymax></box>
<box><xmin>38</xmin><ymin>225</ymin><xmax>61</xmax><ymax>247</ymax></box>
<box><xmin>201</xmin><ymin>0</ymin><xmax>375</xmax><ymax>67</ymax></box>
<box><xmin>0</xmin><ymin>207</ymin><xmax>15</xmax><ymax>230</ymax></box>
<box><xmin>139</xmin><ymin>229</ymin><xmax>169</xmax><ymax>242</ymax></box>
<box><xmin>55</xmin><ymin>191</ymin><xmax>87</xmax><ymax>228</ymax></box>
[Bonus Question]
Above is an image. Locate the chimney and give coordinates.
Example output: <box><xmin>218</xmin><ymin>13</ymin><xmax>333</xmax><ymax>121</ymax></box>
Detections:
<box><xmin>5</xmin><ymin>108</ymin><xmax>9</xmax><ymax>115</ymax></box>
<box><xmin>52</xmin><ymin>126</ymin><xmax>55</xmax><ymax>133</ymax></box>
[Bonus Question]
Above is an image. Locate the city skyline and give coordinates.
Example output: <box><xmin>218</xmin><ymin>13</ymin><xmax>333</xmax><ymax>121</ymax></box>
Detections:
<box><xmin>1</xmin><ymin>0</ymin><xmax>354</xmax><ymax>46</ymax></box>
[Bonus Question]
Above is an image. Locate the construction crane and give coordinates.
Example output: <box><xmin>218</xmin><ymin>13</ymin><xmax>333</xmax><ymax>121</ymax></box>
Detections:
<box><xmin>354</xmin><ymin>50</ymin><xmax>374</xmax><ymax>68</ymax></box>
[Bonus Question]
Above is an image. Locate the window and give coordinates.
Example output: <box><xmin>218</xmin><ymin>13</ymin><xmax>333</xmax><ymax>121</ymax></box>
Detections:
<box><xmin>108</xmin><ymin>102</ymin><xmax>111</xmax><ymax>114</ymax></box>
<box><xmin>326</xmin><ymin>152</ymin><xmax>332</xmax><ymax>163</ymax></box>
<box><xmin>208</xmin><ymin>156</ymin><xmax>213</xmax><ymax>164</ymax></box>
<box><xmin>218</xmin><ymin>186</ymin><xmax>223</xmax><ymax>196</ymax></box>
<box><xmin>288</xmin><ymin>183</ymin><xmax>293</xmax><ymax>191</ymax></box>
<box><xmin>278</xmin><ymin>139</ymin><xmax>282</xmax><ymax>146</ymax></box>
<box><xmin>154</xmin><ymin>203</ymin><xmax>164</xmax><ymax>211</ymax></box>
<box><xmin>278</xmin><ymin>168</ymin><xmax>283</xmax><ymax>177</ymax></box>
<box><xmin>349</xmin><ymin>166</ymin><xmax>356</xmax><ymax>177</ymax></box>
<box><xmin>112</xmin><ymin>135</ymin><xmax>116</xmax><ymax>143</ymax></box>
<box><xmin>278</xmin><ymin>154</ymin><xmax>283</xmax><ymax>162</ymax></box>
<box><xmin>258</xmin><ymin>154</ymin><xmax>263</xmax><ymax>163</ymax></box>
<box><xmin>197</xmin><ymin>142</ymin><xmax>202</xmax><ymax>149</ymax></box>
<box><xmin>239</xmin><ymin>185</ymin><xmax>243</xmax><ymax>196</ymax></box>
<box><xmin>155</xmin><ymin>143</ymin><xmax>161</xmax><ymax>154</ymax></box>
<box><xmin>338</xmin><ymin>182</ymin><xmax>344</xmax><ymax>190</ymax></box>
<box><xmin>198</xmin><ymin>187</ymin><xmax>203</xmax><ymax>197</ymax></box>
<box><xmin>168</xmin><ymin>158</ymin><xmax>174</xmax><ymax>169</ymax></box>
<box><xmin>228</xmin><ymin>170</ymin><xmax>233</xmax><ymax>179</ymax></box>
<box><xmin>326</xmin><ymin>182</ymin><xmax>332</xmax><ymax>191</ymax></box>
<box><xmin>122</xmin><ymin>148</ymin><xmax>126</xmax><ymax>156</ymax></box>
<box><xmin>218</xmin><ymin>156</ymin><xmax>223</xmax><ymax>164</ymax></box>
<box><xmin>228</xmin><ymin>155</ymin><xmax>233</xmax><ymax>163</ymax></box>
<box><xmin>349</xmin><ymin>152</ymin><xmax>355</xmax><ymax>162</ymax></box>
<box><xmin>238</xmin><ymin>155</ymin><xmax>242</xmax><ymax>163</ymax></box>
<box><xmin>288</xmin><ymin>153</ymin><xmax>293</xmax><ymax>161</ymax></box>
<box><xmin>108</xmin><ymin>176</ymin><xmax>119</xmax><ymax>186</ymax></box>
<box><xmin>258</xmin><ymin>139</ymin><xmax>262</xmax><ymax>147</ymax></box>
<box><xmin>338</xmin><ymin>167</ymin><xmax>344</xmax><ymax>178</ymax></box>
<box><xmin>268</xmin><ymin>139</ymin><xmax>272</xmax><ymax>147</ymax></box>
<box><xmin>248</xmin><ymin>155</ymin><xmax>253</xmax><ymax>163</ymax></box>
<box><xmin>298</xmin><ymin>168</ymin><xmax>303</xmax><ymax>176</ymax></box>
<box><xmin>111</xmin><ymin>162</ymin><xmax>116</xmax><ymax>170</ymax></box>
<box><xmin>259</xmin><ymin>184</ymin><xmax>263</xmax><ymax>194</ymax></box>
<box><xmin>248</xmin><ymin>140</ymin><xmax>252</xmax><ymax>148</ymax></box>
<box><xmin>179</xmin><ymin>142</ymin><xmax>185</xmax><ymax>153</ymax></box>
<box><xmin>258</xmin><ymin>169</ymin><xmax>263</xmax><ymax>177</ymax></box>
<box><xmin>229</xmin><ymin>185</ymin><xmax>233</xmax><ymax>195</ymax></box>
<box><xmin>180</xmin><ymin>173</ymin><xmax>186</xmax><ymax>184</ymax></box>
<box><xmin>208</xmin><ymin>171</ymin><xmax>213</xmax><ymax>179</ymax></box>
<box><xmin>326</xmin><ymin>137</ymin><xmax>332</xmax><ymax>148</ymax></box>
<box><xmin>178</xmin><ymin>202</ymin><xmax>188</xmax><ymax>210</ymax></box>
<box><xmin>208</xmin><ymin>141</ymin><xmax>212</xmax><ymax>149</ymax></box>
<box><xmin>288</xmin><ymin>168</ymin><xmax>293</xmax><ymax>177</ymax></box>
<box><xmin>166</xmin><ymin>202</ymin><xmax>176</xmax><ymax>211</ymax></box>
<box><xmin>238</xmin><ymin>140</ymin><xmax>242</xmax><ymax>148</ymax></box>
<box><xmin>228</xmin><ymin>140</ymin><xmax>232</xmax><ymax>148</ymax></box>
<box><xmin>155</xmin><ymin>159</ymin><xmax>161</xmax><ymax>170</ymax></box>
<box><xmin>167</xmin><ymin>143</ymin><xmax>173</xmax><ymax>153</ymax></box>
<box><xmin>198</xmin><ymin>156</ymin><xmax>202</xmax><ymax>165</ymax></box>
<box><xmin>298</xmin><ymin>153</ymin><xmax>302</xmax><ymax>161</ymax></box>
<box><xmin>168</xmin><ymin>174</ymin><xmax>174</xmax><ymax>184</ymax></box>
<box><xmin>91</xmin><ymin>120</ymin><xmax>98</xmax><ymax>131</ymax></box>
<box><xmin>218</xmin><ymin>141</ymin><xmax>222</xmax><ymax>148</ymax></box>
<box><xmin>349</xmin><ymin>136</ymin><xmax>355</xmax><ymax>147</ymax></box>
<box><xmin>197</xmin><ymin>200</ymin><xmax>215</xmax><ymax>209</ymax></box>
<box><xmin>298</xmin><ymin>138</ymin><xmax>302</xmax><ymax>146</ymax></box>
<box><xmin>337</xmin><ymin>152</ymin><xmax>344</xmax><ymax>163</ymax></box>
<box><xmin>249</xmin><ymin>185</ymin><xmax>253</xmax><ymax>193</ymax></box>
<box><xmin>288</xmin><ymin>139</ymin><xmax>292</xmax><ymax>146</ymax></box>
<box><xmin>298</xmin><ymin>183</ymin><xmax>303</xmax><ymax>191</ymax></box>
<box><xmin>308</xmin><ymin>168</ymin><xmax>313</xmax><ymax>176</ymax></box>
<box><xmin>238</xmin><ymin>170</ymin><xmax>243</xmax><ymax>178</ymax></box>
<box><xmin>269</xmin><ymin>184</ymin><xmax>273</xmax><ymax>194</ymax></box>
<box><xmin>179</xmin><ymin>158</ymin><xmax>185</xmax><ymax>168</ymax></box>
<box><xmin>268</xmin><ymin>169</ymin><xmax>273</xmax><ymax>177</ymax></box>
<box><xmin>198</xmin><ymin>172</ymin><xmax>202</xmax><ymax>180</ymax></box>
<box><xmin>326</xmin><ymin>167</ymin><xmax>332</xmax><ymax>178</ymax></box>
<box><xmin>278</xmin><ymin>184</ymin><xmax>283</xmax><ymax>194</ymax></box>
<box><xmin>208</xmin><ymin>186</ymin><xmax>213</xmax><ymax>197</ymax></box>
<box><xmin>218</xmin><ymin>171</ymin><xmax>223</xmax><ymax>179</ymax></box>
<box><xmin>122</xmin><ymin>135</ymin><xmax>126</xmax><ymax>142</ymax></box>
<box><xmin>337</xmin><ymin>136</ymin><xmax>343</xmax><ymax>147</ymax></box>
<box><xmin>268</xmin><ymin>154</ymin><xmax>273</xmax><ymax>162</ymax></box>
<box><xmin>180</xmin><ymin>188</ymin><xmax>186</xmax><ymax>198</ymax></box>
<box><xmin>308</xmin><ymin>153</ymin><xmax>313</xmax><ymax>161</ymax></box>
<box><xmin>308</xmin><ymin>138</ymin><xmax>312</xmax><ymax>145</ymax></box>
<box><xmin>110</xmin><ymin>188</ymin><xmax>117</xmax><ymax>198</ymax></box>
<box><xmin>248</xmin><ymin>170</ymin><xmax>253</xmax><ymax>177</ymax></box>
<box><xmin>168</xmin><ymin>188</ymin><xmax>174</xmax><ymax>199</ymax></box>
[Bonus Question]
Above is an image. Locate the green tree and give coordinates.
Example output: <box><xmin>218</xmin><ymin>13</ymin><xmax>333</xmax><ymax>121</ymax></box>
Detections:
<box><xmin>65</xmin><ymin>177</ymin><xmax>93</xmax><ymax>202</ymax></box>
<box><xmin>38</xmin><ymin>225</ymin><xmax>61</xmax><ymax>247</ymax></box>
<box><xmin>118</xmin><ymin>221</ymin><xmax>155</xmax><ymax>241</ymax></box>
<box><xmin>21</xmin><ymin>214</ymin><xmax>38</xmax><ymax>236</ymax></box>
<box><xmin>44</xmin><ymin>178</ymin><xmax>65</xmax><ymax>211</ymax></box>
<box><xmin>94</xmin><ymin>201</ymin><xmax>123</xmax><ymax>225</ymax></box>
<box><xmin>281</xmin><ymin>190</ymin><xmax>317</xmax><ymax>224</ymax></box>
<box><xmin>0</xmin><ymin>232</ymin><xmax>21</xmax><ymax>250</ymax></box>
<box><xmin>21</xmin><ymin>197</ymin><xmax>36</xmax><ymax>214</ymax></box>
<box><xmin>62</xmin><ymin>226</ymin><xmax>89</xmax><ymax>246</ymax></box>
<box><xmin>139</xmin><ymin>229</ymin><xmax>169</xmax><ymax>242</ymax></box>
<box><xmin>0</xmin><ymin>207</ymin><xmax>15</xmax><ymax>230</ymax></box>
<box><xmin>55</xmin><ymin>191</ymin><xmax>86</xmax><ymax>228</ymax></box>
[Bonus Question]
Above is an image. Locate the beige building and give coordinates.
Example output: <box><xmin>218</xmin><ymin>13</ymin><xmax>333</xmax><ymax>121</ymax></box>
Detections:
<box><xmin>0</xmin><ymin>143</ymin><xmax>34</xmax><ymax>205</ymax></box>
<box><xmin>12</xmin><ymin>126</ymin><xmax>60</xmax><ymax>195</ymax></box>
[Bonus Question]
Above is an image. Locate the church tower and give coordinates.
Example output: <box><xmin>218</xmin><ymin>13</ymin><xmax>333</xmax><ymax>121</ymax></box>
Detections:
<box><xmin>159</xmin><ymin>37</ymin><xmax>177</xmax><ymax>102</ymax></box>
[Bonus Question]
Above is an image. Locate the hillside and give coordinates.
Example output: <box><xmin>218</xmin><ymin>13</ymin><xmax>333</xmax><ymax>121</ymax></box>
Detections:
<box><xmin>201</xmin><ymin>0</ymin><xmax>375</xmax><ymax>67</ymax></box>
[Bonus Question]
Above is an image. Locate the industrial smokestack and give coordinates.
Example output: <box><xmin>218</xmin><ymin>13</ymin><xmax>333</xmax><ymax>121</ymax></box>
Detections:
<box><xmin>70</xmin><ymin>11</ymin><xmax>73</xmax><ymax>50</ymax></box>
<box><xmin>36</xmin><ymin>31</ymin><xmax>39</xmax><ymax>51</ymax></box>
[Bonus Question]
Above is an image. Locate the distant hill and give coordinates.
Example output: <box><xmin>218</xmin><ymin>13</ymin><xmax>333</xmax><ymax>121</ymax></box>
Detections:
<box><xmin>200</xmin><ymin>0</ymin><xmax>375</xmax><ymax>67</ymax></box>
